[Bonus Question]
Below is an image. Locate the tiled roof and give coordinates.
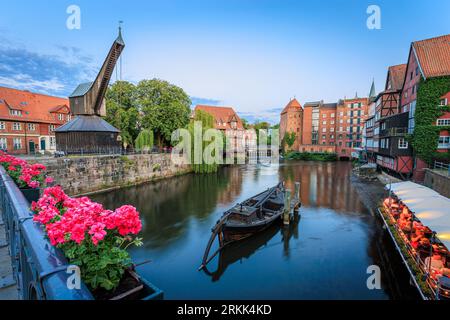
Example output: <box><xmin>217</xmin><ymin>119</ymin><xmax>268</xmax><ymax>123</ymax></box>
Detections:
<box><xmin>281</xmin><ymin>98</ymin><xmax>302</xmax><ymax>114</ymax></box>
<box><xmin>387</xmin><ymin>64</ymin><xmax>407</xmax><ymax>91</ymax></box>
<box><xmin>413</xmin><ymin>34</ymin><xmax>450</xmax><ymax>78</ymax></box>
<box><xmin>194</xmin><ymin>105</ymin><xmax>244</xmax><ymax>130</ymax></box>
<box><xmin>0</xmin><ymin>86</ymin><xmax>70</xmax><ymax>124</ymax></box>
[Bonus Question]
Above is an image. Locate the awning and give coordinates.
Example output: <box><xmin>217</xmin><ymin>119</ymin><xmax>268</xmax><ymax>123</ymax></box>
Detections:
<box><xmin>385</xmin><ymin>181</ymin><xmax>450</xmax><ymax>248</ymax></box>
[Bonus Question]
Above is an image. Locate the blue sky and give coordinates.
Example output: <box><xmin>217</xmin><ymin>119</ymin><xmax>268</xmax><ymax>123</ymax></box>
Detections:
<box><xmin>0</xmin><ymin>0</ymin><xmax>449</xmax><ymax>124</ymax></box>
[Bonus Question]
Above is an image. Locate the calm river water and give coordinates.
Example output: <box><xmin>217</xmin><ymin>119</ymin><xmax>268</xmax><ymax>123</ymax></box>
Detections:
<box><xmin>91</xmin><ymin>161</ymin><xmax>419</xmax><ymax>300</ymax></box>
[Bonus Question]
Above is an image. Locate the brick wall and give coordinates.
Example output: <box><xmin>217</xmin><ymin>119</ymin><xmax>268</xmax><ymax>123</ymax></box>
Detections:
<box><xmin>424</xmin><ymin>168</ymin><xmax>450</xmax><ymax>198</ymax></box>
<box><xmin>31</xmin><ymin>154</ymin><xmax>192</xmax><ymax>196</ymax></box>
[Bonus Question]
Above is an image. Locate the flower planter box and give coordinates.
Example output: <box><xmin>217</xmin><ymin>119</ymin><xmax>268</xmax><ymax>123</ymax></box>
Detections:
<box><xmin>92</xmin><ymin>269</ymin><xmax>163</xmax><ymax>300</ymax></box>
<box><xmin>20</xmin><ymin>187</ymin><xmax>40</xmax><ymax>204</ymax></box>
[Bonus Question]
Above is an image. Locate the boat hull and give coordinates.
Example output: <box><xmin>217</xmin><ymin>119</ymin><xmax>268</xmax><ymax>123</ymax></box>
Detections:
<box><xmin>222</xmin><ymin>212</ymin><xmax>282</xmax><ymax>242</ymax></box>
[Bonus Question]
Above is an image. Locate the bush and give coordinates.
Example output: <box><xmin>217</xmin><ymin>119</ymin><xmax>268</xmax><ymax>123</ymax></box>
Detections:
<box><xmin>285</xmin><ymin>151</ymin><xmax>337</xmax><ymax>162</ymax></box>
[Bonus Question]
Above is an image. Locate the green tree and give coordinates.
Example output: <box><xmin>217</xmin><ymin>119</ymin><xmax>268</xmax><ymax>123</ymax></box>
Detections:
<box><xmin>135</xmin><ymin>129</ymin><xmax>154</xmax><ymax>151</ymax></box>
<box><xmin>134</xmin><ymin>79</ymin><xmax>191</xmax><ymax>146</ymax></box>
<box><xmin>105</xmin><ymin>81</ymin><xmax>140</xmax><ymax>149</ymax></box>
<box><xmin>241</xmin><ymin>118</ymin><xmax>250</xmax><ymax>129</ymax></box>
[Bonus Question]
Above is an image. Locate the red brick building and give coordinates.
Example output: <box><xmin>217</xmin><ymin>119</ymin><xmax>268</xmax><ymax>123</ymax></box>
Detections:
<box><xmin>399</xmin><ymin>34</ymin><xmax>450</xmax><ymax>180</ymax></box>
<box><xmin>0</xmin><ymin>86</ymin><xmax>71</xmax><ymax>154</ymax></box>
<box><xmin>282</xmin><ymin>96</ymin><xmax>369</xmax><ymax>158</ymax></box>
<box><xmin>193</xmin><ymin>105</ymin><xmax>256</xmax><ymax>152</ymax></box>
<box><xmin>279</xmin><ymin>98</ymin><xmax>303</xmax><ymax>151</ymax></box>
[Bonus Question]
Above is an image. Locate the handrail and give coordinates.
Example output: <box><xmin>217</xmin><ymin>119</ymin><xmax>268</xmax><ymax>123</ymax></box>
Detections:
<box><xmin>0</xmin><ymin>166</ymin><xmax>94</xmax><ymax>300</ymax></box>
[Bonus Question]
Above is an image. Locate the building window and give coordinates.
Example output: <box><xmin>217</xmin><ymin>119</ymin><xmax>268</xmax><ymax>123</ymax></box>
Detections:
<box><xmin>408</xmin><ymin>101</ymin><xmax>416</xmax><ymax>134</ymax></box>
<box><xmin>339</xmin><ymin>127</ymin><xmax>343</xmax><ymax>132</ymax></box>
<box><xmin>12</xmin><ymin>122</ymin><xmax>21</xmax><ymax>131</ymax></box>
<box><xmin>330</xmin><ymin>127</ymin><xmax>334</xmax><ymax>132</ymax></box>
<box><xmin>322</xmin><ymin>121</ymin><xmax>326</xmax><ymax>125</ymax></box>
<box><xmin>322</xmin><ymin>135</ymin><xmax>326</xmax><ymax>139</ymax></box>
<box><xmin>0</xmin><ymin>138</ymin><xmax>6</xmax><ymax>149</ymax></box>
<box><xmin>322</xmin><ymin>128</ymin><xmax>326</xmax><ymax>133</ymax></box>
<box><xmin>13</xmin><ymin>138</ymin><xmax>22</xmax><ymax>150</ymax></box>
<box><xmin>398</xmin><ymin>138</ymin><xmax>408</xmax><ymax>149</ymax></box>
<box><xmin>330</xmin><ymin>120</ymin><xmax>335</xmax><ymax>125</ymax></box>
<box><xmin>0</xmin><ymin>122</ymin><xmax>5</xmax><ymax>130</ymax></box>
<box><xmin>28</xmin><ymin>123</ymin><xmax>36</xmax><ymax>131</ymax></box>
<box><xmin>331</xmin><ymin>113</ymin><xmax>335</xmax><ymax>118</ymax></box>
<box><xmin>438</xmin><ymin>136</ymin><xmax>450</xmax><ymax>149</ymax></box>
<box><xmin>381</xmin><ymin>122</ymin><xmax>386</xmax><ymax>130</ymax></box>
<box><xmin>339</xmin><ymin>112</ymin><xmax>344</xmax><ymax>116</ymax></box>
<box><xmin>49</xmin><ymin>124</ymin><xmax>56</xmax><ymax>132</ymax></box>
<box><xmin>50</xmin><ymin>137</ymin><xmax>56</xmax><ymax>148</ymax></box>
<box><xmin>9</xmin><ymin>109</ymin><xmax>22</xmax><ymax>116</ymax></box>
<box><xmin>58</xmin><ymin>114</ymin><xmax>64</xmax><ymax>121</ymax></box>
<box><xmin>440</xmin><ymin>98</ymin><xmax>448</xmax><ymax>106</ymax></box>
<box><xmin>437</xmin><ymin>119</ymin><xmax>450</xmax><ymax>126</ymax></box>
<box><xmin>386</xmin><ymin>139</ymin><xmax>389</xmax><ymax>149</ymax></box>
<box><xmin>322</xmin><ymin>114</ymin><xmax>326</xmax><ymax>118</ymax></box>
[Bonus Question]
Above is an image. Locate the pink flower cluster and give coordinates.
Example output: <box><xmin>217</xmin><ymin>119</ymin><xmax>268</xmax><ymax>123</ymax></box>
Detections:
<box><xmin>0</xmin><ymin>151</ymin><xmax>53</xmax><ymax>188</ymax></box>
<box><xmin>32</xmin><ymin>186</ymin><xmax>142</xmax><ymax>246</ymax></box>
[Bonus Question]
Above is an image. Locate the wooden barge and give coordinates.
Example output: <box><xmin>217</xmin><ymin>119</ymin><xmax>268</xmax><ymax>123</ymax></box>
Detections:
<box><xmin>199</xmin><ymin>181</ymin><xmax>301</xmax><ymax>270</ymax></box>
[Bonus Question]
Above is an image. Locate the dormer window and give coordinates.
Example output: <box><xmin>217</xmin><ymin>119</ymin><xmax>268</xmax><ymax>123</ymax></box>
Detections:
<box><xmin>231</xmin><ymin>120</ymin><xmax>237</xmax><ymax>129</ymax></box>
<box><xmin>58</xmin><ymin>113</ymin><xmax>64</xmax><ymax>121</ymax></box>
<box><xmin>10</xmin><ymin>109</ymin><xmax>22</xmax><ymax>116</ymax></box>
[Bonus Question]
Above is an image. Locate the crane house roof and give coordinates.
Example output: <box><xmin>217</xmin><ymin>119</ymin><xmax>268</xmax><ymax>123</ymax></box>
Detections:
<box><xmin>55</xmin><ymin>115</ymin><xmax>119</xmax><ymax>133</ymax></box>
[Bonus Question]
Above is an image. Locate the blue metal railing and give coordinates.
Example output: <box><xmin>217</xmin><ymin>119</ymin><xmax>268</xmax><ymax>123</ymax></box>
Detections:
<box><xmin>0</xmin><ymin>166</ymin><xmax>94</xmax><ymax>300</ymax></box>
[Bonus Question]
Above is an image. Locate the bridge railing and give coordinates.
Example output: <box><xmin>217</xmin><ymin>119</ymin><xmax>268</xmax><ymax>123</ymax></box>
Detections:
<box><xmin>0</xmin><ymin>166</ymin><xmax>93</xmax><ymax>300</ymax></box>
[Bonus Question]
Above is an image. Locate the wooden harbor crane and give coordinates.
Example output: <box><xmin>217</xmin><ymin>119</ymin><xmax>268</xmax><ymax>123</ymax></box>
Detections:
<box><xmin>55</xmin><ymin>26</ymin><xmax>125</xmax><ymax>154</ymax></box>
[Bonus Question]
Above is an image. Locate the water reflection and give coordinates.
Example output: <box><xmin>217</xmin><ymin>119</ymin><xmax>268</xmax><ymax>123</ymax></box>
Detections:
<box><xmin>203</xmin><ymin>215</ymin><xmax>301</xmax><ymax>282</ymax></box>
<box><xmin>96</xmin><ymin>167</ymin><xmax>243</xmax><ymax>249</ymax></box>
<box><xmin>91</xmin><ymin>161</ymin><xmax>418</xmax><ymax>299</ymax></box>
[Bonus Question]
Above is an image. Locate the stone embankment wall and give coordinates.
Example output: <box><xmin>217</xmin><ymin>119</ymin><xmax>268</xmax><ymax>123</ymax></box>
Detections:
<box><xmin>424</xmin><ymin>168</ymin><xmax>450</xmax><ymax>198</ymax></box>
<box><xmin>33</xmin><ymin>154</ymin><xmax>191</xmax><ymax>196</ymax></box>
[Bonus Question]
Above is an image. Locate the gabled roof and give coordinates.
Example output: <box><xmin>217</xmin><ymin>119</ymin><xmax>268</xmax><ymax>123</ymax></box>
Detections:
<box><xmin>55</xmin><ymin>115</ymin><xmax>119</xmax><ymax>132</ymax></box>
<box><xmin>412</xmin><ymin>34</ymin><xmax>450</xmax><ymax>79</ymax></box>
<box><xmin>281</xmin><ymin>98</ymin><xmax>302</xmax><ymax>114</ymax></box>
<box><xmin>386</xmin><ymin>64</ymin><xmax>407</xmax><ymax>91</ymax></box>
<box><xmin>194</xmin><ymin>105</ymin><xmax>244</xmax><ymax>130</ymax></box>
<box><xmin>0</xmin><ymin>86</ymin><xmax>70</xmax><ymax>123</ymax></box>
<box><xmin>369</xmin><ymin>79</ymin><xmax>376</xmax><ymax>99</ymax></box>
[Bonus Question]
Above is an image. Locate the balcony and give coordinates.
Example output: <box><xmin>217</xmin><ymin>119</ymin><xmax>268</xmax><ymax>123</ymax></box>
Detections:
<box><xmin>380</xmin><ymin>127</ymin><xmax>408</xmax><ymax>137</ymax></box>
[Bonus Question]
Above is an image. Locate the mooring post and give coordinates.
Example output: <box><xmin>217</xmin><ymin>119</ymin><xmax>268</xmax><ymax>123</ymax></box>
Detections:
<box><xmin>294</xmin><ymin>182</ymin><xmax>300</xmax><ymax>213</ymax></box>
<box><xmin>283</xmin><ymin>189</ymin><xmax>291</xmax><ymax>225</ymax></box>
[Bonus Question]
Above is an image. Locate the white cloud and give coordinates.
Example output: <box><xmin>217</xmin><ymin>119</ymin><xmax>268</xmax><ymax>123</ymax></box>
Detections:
<box><xmin>0</xmin><ymin>74</ymin><xmax>66</xmax><ymax>95</ymax></box>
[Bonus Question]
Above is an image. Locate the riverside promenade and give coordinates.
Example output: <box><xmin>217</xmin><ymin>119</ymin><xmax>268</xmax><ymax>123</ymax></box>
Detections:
<box><xmin>0</xmin><ymin>213</ymin><xmax>17</xmax><ymax>299</ymax></box>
